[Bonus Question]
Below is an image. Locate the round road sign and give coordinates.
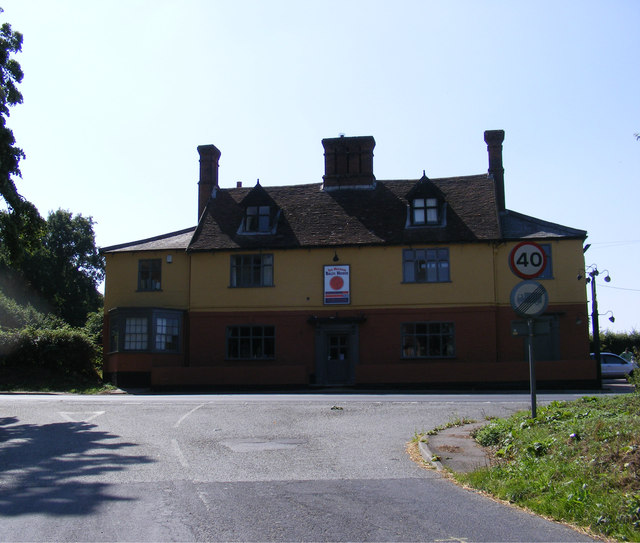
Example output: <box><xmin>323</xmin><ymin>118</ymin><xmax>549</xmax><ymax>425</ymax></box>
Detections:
<box><xmin>510</xmin><ymin>280</ymin><xmax>549</xmax><ymax>318</ymax></box>
<box><xmin>509</xmin><ymin>241</ymin><xmax>547</xmax><ymax>279</ymax></box>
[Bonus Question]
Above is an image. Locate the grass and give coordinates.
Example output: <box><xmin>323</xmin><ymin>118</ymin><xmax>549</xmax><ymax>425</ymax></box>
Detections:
<box><xmin>0</xmin><ymin>366</ymin><xmax>116</xmax><ymax>394</ymax></box>
<box><xmin>455</xmin><ymin>392</ymin><xmax>640</xmax><ymax>541</ymax></box>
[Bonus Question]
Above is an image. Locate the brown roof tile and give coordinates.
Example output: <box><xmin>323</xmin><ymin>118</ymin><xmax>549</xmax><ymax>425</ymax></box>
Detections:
<box><xmin>187</xmin><ymin>174</ymin><xmax>502</xmax><ymax>252</ymax></box>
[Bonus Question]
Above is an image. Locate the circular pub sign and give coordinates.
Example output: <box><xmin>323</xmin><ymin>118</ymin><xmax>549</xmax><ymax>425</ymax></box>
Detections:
<box><xmin>509</xmin><ymin>241</ymin><xmax>547</xmax><ymax>279</ymax></box>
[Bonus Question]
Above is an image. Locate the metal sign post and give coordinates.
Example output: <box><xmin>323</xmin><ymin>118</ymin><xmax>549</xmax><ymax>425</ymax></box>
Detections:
<box><xmin>510</xmin><ymin>281</ymin><xmax>548</xmax><ymax>419</ymax></box>
<box><xmin>527</xmin><ymin>318</ymin><xmax>537</xmax><ymax>418</ymax></box>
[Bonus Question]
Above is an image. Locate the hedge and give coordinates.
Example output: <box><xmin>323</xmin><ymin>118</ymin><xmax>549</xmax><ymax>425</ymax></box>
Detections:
<box><xmin>0</xmin><ymin>326</ymin><xmax>98</xmax><ymax>376</ymax></box>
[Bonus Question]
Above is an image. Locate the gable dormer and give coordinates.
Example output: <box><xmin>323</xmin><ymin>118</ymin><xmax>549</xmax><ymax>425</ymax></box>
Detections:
<box><xmin>405</xmin><ymin>173</ymin><xmax>446</xmax><ymax>227</ymax></box>
<box><xmin>238</xmin><ymin>180</ymin><xmax>280</xmax><ymax>234</ymax></box>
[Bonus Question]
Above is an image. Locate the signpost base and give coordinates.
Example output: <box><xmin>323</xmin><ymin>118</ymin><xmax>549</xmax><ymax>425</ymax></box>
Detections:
<box><xmin>527</xmin><ymin>318</ymin><xmax>537</xmax><ymax>419</ymax></box>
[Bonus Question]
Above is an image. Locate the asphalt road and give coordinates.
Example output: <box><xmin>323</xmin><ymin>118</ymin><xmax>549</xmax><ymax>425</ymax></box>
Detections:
<box><xmin>0</xmin><ymin>392</ymin><xmax>603</xmax><ymax>542</ymax></box>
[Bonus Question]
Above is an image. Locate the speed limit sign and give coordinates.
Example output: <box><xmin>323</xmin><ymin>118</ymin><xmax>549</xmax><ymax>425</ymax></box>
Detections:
<box><xmin>509</xmin><ymin>241</ymin><xmax>547</xmax><ymax>279</ymax></box>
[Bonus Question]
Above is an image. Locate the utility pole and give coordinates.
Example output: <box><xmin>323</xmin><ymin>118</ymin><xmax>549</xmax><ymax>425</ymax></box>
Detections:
<box><xmin>590</xmin><ymin>273</ymin><xmax>602</xmax><ymax>387</ymax></box>
<box><xmin>582</xmin><ymin>265</ymin><xmax>612</xmax><ymax>389</ymax></box>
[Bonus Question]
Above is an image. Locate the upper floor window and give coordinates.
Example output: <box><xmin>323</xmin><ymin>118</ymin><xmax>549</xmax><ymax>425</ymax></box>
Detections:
<box><xmin>245</xmin><ymin>205</ymin><xmax>272</xmax><ymax>233</ymax></box>
<box><xmin>138</xmin><ymin>259</ymin><xmax>161</xmax><ymax>291</ymax></box>
<box><xmin>403</xmin><ymin>248</ymin><xmax>450</xmax><ymax>283</ymax></box>
<box><xmin>230</xmin><ymin>254</ymin><xmax>274</xmax><ymax>287</ymax></box>
<box><xmin>411</xmin><ymin>198</ymin><xmax>439</xmax><ymax>226</ymax></box>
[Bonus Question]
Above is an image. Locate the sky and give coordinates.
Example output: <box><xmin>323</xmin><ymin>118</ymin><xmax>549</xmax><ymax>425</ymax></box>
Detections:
<box><xmin>1</xmin><ymin>1</ymin><xmax>639</xmax><ymax>333</ymax></box>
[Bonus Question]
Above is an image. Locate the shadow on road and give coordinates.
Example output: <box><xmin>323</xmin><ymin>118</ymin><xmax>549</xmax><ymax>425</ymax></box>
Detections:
<box><xmin>0</xmin><ymin>416</ymin><xmax>155</xmax><ymax>516</ymax></box>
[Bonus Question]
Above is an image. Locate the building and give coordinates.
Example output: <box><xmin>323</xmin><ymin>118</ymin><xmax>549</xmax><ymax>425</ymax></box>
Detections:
<box><xmin>102</xmin><ymin>131</ymin><xmax>595</xmax><ymax>389</ymax></box>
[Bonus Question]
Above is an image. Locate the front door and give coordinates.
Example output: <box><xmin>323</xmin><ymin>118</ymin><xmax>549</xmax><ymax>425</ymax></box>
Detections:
<box><xmin>314</xmin><ymin>324</ymin><xmax>359</xmax><ymax>386</ymax></box>
<box><xmin>326</xmin><ymin>333</ymin><xmax>350</xmax><ymax>384</ymax></box>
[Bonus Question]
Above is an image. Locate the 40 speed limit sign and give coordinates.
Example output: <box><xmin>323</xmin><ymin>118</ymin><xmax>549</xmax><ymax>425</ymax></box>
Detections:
<box><xmin>509</xmin><ymin>241</ymin><xmax>547</xmax><ymax>279</ymax></box>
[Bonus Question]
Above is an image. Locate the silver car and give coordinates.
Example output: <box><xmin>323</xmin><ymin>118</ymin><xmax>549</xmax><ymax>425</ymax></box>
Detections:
<box><xmin>590</xmin><ymin>352</ymin><xmax>638</xmax><ymax>378</ymax></box>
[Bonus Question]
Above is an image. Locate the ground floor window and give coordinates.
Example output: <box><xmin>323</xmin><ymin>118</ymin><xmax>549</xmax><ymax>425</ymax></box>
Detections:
<box><xmin>401</xmin><ymin>322</ymin><xmax>455</xmax><ymax>358</ymax></box>
<box><xmin>109</xmin><ymin>308</ymin><xmax>183</xmax><ymax>353</ymax></box>
<box><xmin>124</xmin><ymin>317</ymin><xmax>148</xmax><ymax>350</ymax></box>
<box><xmin>227</xmin><ymin>325</ymin><xmax>275</xmax><ymax>359</ymax></box>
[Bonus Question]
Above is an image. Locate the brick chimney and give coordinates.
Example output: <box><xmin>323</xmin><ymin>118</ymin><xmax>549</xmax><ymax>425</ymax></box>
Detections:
<box><xmin>322</xmin><ymin>135</ymin><xmax>376</xmax><ymax>190</ymax></box>
<box><xmin>484</xmin><ymin>130</ymin><xmax>505</xmax><ymax>212</ymax></box>
<box><xmin>197</xmin><ymin>144</ymin><xmax>221</xmax><ymax>219</ymax></box>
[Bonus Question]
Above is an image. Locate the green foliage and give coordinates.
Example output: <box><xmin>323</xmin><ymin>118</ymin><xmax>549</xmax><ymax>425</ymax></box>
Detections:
<box><xmin>0</xmin><ymin>325</ymin><xmax>98</xmax><ymax>376</ymax></box>
<box><xmin>1</xmin><ymin>209</ymin><xmax>105</xmax><ymax>326</ymax></box>
<box><xmin>0</xmin><ymin>8</ymin><xmax>44</xmax><ymax>263</ymax></box>
<box><xmin>21</xmin><ymin>209</ymin><xmax>104</xmax><ymax>326</ymax></box>
<box><xmin>0</xmin><ymin>288</ymin><xmax>104</xmax><ymax>391</ymax></box>
<box><xmin>83</xmin><ymin>308</ymin><xmax>103</xmax><ymax>364</ymax></box>
<box><xmin>591</xmin><ymin>329</ymin><xmax>640</xmax><ymax>358</ymax></box>
<box><xmin>0</xmin><ymin>287</ymin><xmax>49</xmax><ymax>329</ymax></box>
<box><xmin>458</xmin><ymin>395</ymin><xmax>640</xmax><ymax>541</ymax></box>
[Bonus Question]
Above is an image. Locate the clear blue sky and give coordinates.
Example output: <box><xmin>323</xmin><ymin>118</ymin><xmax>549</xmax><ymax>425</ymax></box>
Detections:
<box><xmin>2</xmin><ymin>1</ymin><xmax>639</xmax><ymax>333</ymax></box>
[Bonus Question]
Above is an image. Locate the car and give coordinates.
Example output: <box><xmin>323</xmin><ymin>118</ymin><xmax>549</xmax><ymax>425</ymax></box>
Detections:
<box><xmin>590</xmin><ymin>352</ymin><xmax>638</xmax><ymax>378</ymax></box>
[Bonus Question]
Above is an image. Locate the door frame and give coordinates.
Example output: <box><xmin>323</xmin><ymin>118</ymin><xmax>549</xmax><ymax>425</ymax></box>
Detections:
<box><xmin>313</xmin><ymin>322</ymin><xmax>359</xmax><ymax>386</ymax></box>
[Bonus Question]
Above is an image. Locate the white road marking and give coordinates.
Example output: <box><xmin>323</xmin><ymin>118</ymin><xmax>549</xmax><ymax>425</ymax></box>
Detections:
<box><xmin>197</xmin><ymin>491</ymin><xmax>212</xmax><ymax>511</ymax></box>
<box><xmin>171</xmin><ymin>438</ymin><xmax>189</xmax><ymax>468</ymax></box>
<box><xmin>59</xmin><ymin>411</ymin><xmax>105</xmax><ymax>423</ymax></box>
<box><xmin>173</xmin><ymin>403</ymin><xmax>205</xmax><ymax>428</ymax></box>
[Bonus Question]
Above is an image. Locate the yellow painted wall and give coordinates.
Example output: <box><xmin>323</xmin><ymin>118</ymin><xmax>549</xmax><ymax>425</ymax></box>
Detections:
<box><xmin>494</xmin><ymin>239</ymin><xmax>587</xmax><ymax>304</ymax></box>
<box><xmin>104</xmin><ymin>239</ymin><xmax>587</xmax><ymax>314</ymax></box>
<box><xmin>190</xmin><ymin>244</ymin><xmax>500</xmax><ymax>311</ymax></box>
<box><xmin>104</xmin><ymin>251</ymin><xmax>190</xmax><ymax>310</ymax></box>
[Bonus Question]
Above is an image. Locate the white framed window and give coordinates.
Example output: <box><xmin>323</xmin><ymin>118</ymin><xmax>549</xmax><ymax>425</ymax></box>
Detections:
<box><xmin>411</xmin><ymin>198</ymin><xmax>439</xmax><ymax>225</ymax></box>
<box><xmin>124</xmin><ymin>317</ymin><xmax>148</xmax><ymax>350</ymax></box>
<box><xmin>110</xmin><ymin>309</ymin><xmax>183</xmax><ymax>353</ymax></box>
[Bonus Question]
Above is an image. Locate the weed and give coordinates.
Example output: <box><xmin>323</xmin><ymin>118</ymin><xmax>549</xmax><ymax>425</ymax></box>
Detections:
<box><xmin>456</xmin><ymin>394</ymin><xmax>640</xmax><ymax>540</ymax></box>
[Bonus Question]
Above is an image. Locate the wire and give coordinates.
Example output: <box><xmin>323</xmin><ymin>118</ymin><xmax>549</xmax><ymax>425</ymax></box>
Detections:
<box><xmin>590</xmin><ymin>240</ymin><xmax>640</xmax><ymax>249</ymax></box>
<box><xmin>600</xmin><ymin>284</ymin><xmax>640</xmax><ymax>292</ymax></box>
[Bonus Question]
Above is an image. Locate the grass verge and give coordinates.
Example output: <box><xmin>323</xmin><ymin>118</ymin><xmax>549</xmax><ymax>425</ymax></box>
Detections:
<box><xmin>455</xmin><ymin>393</ymin><xmax>640</xmax><ymax>541</ymax></box>
<box><xmin>0</xmin><ymin>366</ymin><xmax>116</xmax><ymax>394</ymax></box>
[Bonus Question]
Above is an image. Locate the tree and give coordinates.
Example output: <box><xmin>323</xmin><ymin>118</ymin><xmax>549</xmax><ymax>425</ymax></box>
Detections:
<box><xmin>20</xmin><ymin>210</ymin><xmax>105</xmax><ymax>327</ymax></box>
<box><xmin>0</xmin><ymin>8</ymin><xmax>43</xmax><ymax>264</ymax></box>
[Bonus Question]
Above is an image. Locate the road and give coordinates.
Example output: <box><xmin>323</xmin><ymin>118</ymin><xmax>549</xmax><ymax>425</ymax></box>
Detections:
<box><xmin>0</xmin><ymin>392</ymin><xmax>603</xmax><ymax>542</ymax></box>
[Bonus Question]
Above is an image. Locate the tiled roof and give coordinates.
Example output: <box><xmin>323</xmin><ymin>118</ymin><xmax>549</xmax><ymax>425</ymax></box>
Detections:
<box><xmin>102</xmin><ymin>174</ymin><xmax>587</xmax><ymax>255</ymax></box>
<box><xmin>500</xmin><ymin>210</ymin><xmax>586</xmax><ymax>240</ymax></box>
<box><xmin>101</xmin><ymin>227</ymin><xmax>196</xmax><ymax>253</ymax></box>
<box><xmin>187</xmin><ymin>174</ymin><xmax>503</xmax><ymax>252</ymax></box>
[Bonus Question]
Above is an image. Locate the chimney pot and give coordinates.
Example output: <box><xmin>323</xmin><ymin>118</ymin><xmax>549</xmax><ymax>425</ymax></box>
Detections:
<box><xmin>197</xmin><ymin>144</ymin><xmax>221</xmax><ymax>219</ymax></box>
<box><xmin>321</xmin><ymin>135</ymin><xmax>376</xmax><ymax>190</ymax></box>
<box><xmin>484</xmin><ymin>130</ymin><xmax>505</xmax><ymax>211</ymax></box>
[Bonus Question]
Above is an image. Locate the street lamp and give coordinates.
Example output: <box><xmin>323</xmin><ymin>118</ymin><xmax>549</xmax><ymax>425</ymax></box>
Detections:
<box><xmin>578</xmin><ymin>265</ymin><xmax>612</xmax><ymax>387</ymax></box>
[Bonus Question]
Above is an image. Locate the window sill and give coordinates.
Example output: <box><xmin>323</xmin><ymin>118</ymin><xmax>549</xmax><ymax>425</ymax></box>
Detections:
<box><xmin>405</xmin><ymin>223</ymin><xmax>444</xmax><ymax>228</ymax></box>
<box><xmin>226</xmin><ymin>358</ymin><xmax>276</xmax><ymax>362</ymax></box>
<box><xmin>228</xmin><ymin>285</ymin><xmax>275</xmax><ymax>289</ymax></box>
<box><xmin>401</xmin><ymin>280</ymin><xmax>452</xmax><ymax>285</ymax></box>
<box><xmin>400</xmin><ymin>356</ymin><xmax>456</xmax><ymax>361</ymax></box>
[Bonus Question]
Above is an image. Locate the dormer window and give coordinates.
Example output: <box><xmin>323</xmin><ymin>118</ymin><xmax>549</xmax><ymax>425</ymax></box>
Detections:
<box><xmin>411</xmin><ymin>198</ymin><xmax>439</xmax><ymax>226</ymax></box>
<box><xmin>246</xmin><ymin>205</ymin><xmax>271</xmax><ymax>232</ymax></box>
